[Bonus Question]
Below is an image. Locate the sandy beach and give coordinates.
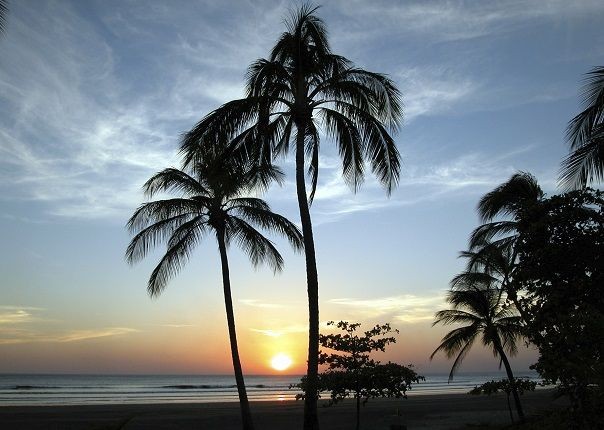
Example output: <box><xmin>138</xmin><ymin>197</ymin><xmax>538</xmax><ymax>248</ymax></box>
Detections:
<box><xmin>0</xmin><ymin>390</ymin><xmax>560</xmax><ymax>430</ymax></box>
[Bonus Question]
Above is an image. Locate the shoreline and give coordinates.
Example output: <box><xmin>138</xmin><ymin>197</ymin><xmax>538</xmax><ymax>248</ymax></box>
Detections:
<box><xmin>0</xmin><ymin>389</ymin><xmax>561</xmax><ymax>430</ymax></box>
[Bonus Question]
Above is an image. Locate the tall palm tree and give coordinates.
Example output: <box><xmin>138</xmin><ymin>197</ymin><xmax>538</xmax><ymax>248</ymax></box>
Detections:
<box><xmin>180</xmin><ymin>7</ymin><xmax>402</xmax><ymax>428</ymax></box>
<box><xmin>126</xmin><ymin>146</ymin><xmax>303</xmax><ymax>430</ymax></box>
<box><xmin>431</xmin><ymin>288</ymin><xmax>525</xmax><ymax>422</ymax></box>
<box><xmin>560</xmin><ymin>66</ymin><xmax>604</xmax><ymax>189</ymax></box>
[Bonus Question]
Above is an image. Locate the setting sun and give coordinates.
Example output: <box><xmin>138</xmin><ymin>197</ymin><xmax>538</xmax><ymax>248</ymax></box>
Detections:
<box><xmin>270</xmin><ymin>353</ymin><xmax>293</xmax><ymax>371</ymax></box>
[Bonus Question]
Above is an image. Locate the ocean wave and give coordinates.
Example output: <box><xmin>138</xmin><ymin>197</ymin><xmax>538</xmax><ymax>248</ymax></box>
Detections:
<box><xmin>12</xmin><ymin>385</ymin><xmax>60</xmax><ymax>390</ymax></box>
<box><xmin>161</xmin><ymin>384</ymin><xmax>274</xmax><ymax>390</ymax></box>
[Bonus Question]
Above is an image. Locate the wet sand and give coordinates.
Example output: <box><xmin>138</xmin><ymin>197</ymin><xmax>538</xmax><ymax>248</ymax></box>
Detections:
<box><xmin>0</xmin><ymin>390</ymin><xmax>560</xmax><ymax>429</ymax></box>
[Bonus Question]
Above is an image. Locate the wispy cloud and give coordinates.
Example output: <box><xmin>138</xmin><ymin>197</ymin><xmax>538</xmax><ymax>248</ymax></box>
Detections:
<box><xmin>250</xmin><ymin>321</ymin><xmax>333</xmax><ymax>338</ymax></box>
<box><xmin>329</xmin><ymin>294</ymin><xmax>446</xmax><ymax>324</ymax></box>
<box><xmin>304</xmin><ymin>146</ymin><xmax>548</xmax><ymax>225</ymax></box>
<box><xmin>0</xmin><ymin>309</ymin><xmax>38</xmax><ymax>324</ymax></box>
<box><xmin>0</xmin><ymin>327</ymin><xmax>139</xmax><ymax>345</ymax></box>
<box><xmin>156</xmin><ymin>323</ymin><xmax>195</xmax><ymax>328</ymax></box>
<box><xmin>0</xmin><ymin>305</ymin><xmax>138</xmax><ymax>345</ymax></box>
<box><xmin>335</xmin><ymin>0</ymin><xmax>604</xmax><ymax>43</ymax></box>
<box><xmin>239</xmin><ymin>299</ymin><xmax>286</xmax><ymax>309</ymax></box>
<box><xmin>397</xmin><ymin>67</ymin><xmax>479</xmax><ymax>122</ymax></box>
<box><xmin>53</xmin><ymin>328</ymin><xmax>139</xmax><ymax>343</ymax></box>
<box><xmin>250</xmin><ymin>325</ymin><xmax>307</xmax><ymax>338</ymax></box>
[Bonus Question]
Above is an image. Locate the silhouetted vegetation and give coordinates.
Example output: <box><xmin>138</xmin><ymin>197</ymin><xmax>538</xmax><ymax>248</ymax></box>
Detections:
<box><xmin>179</xmin><ymin>5</ymin><xmax>402</xmax><ymax>428</ymax></box>
<box><xmin>469</xmin><ymin>378</ymin><xmax>537</xmax><ymax>424</ymax></box>
<box><xmin>561</xmin><ymin>66</ymin><xmax>604</xmax><ymax>189</ymax></box>
<box><xmin>431</xmin><ymin>287</ymin><xmax>526</xmax><ymax>422</ymax></box>
<box><xmin>126</xmin><ymin>143</ymin><xmax>303</xmax><ymax>430</ymax></box>
<box><xmin>448</xmin><ymin>164</ymin><xmax>603</xmax><ymax>428</ymax></box>
<box><xmin>293</xmin><ymin>321</ymin><xmax>422</xmax><ymax>430</ymax></box>
<box><xmin>514</xmin><ymin>188</ymin><xmax>604</xmax><ymax>429</ymax></box>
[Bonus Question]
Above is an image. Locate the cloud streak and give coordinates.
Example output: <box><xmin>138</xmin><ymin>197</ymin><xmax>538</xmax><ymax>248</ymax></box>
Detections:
<box><xmin>329</xmin><ymin>294</ymin><xmax>446</xmax><ymax>324</ymax></box>
<box><xmin>0</xmin><ymin>305</ymin><xmax>138</xmax><ymax>345</ymax></box>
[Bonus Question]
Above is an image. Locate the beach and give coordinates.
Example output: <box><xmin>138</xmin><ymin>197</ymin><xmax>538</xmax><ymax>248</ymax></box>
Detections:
<box><xmin>0</xmin><ymin>389</ymin><xmax>560</xmax><ymax>430</ymax></box>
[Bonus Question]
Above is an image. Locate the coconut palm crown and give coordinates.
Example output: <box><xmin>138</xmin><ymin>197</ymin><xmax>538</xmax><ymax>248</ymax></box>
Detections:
<box><xmin>126</xmin><ymin>149</ymin><xmax>303</xmax><ymax>296</ymax></box>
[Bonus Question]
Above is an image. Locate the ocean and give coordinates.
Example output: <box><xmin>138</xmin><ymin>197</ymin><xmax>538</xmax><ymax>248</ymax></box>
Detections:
<box><xmin>0</xmin><ymin>372</ymin><xmax>541</xmax><ymax>406</ymax></box>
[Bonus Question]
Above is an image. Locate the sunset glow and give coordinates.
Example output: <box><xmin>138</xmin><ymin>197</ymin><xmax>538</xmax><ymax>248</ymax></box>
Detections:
<box><xmin>270</xmin><ymin>353</ymin><xmax>293</xmax><ymax>371</ymax></box>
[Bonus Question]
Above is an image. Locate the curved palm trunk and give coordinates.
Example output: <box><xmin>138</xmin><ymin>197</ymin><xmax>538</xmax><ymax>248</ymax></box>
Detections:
<box><xmin>494</xmin><ymin>340</ymin><xmax>525</xmax><ymax>423</ymax></box>
<box><xmin>295</xmin><ymin>127</ymin><xmax>321</xmax><ymax>430</ymax></box>
<box><xmin>217</xmin><ymin>230</ymin><xmax>255</xmax><ymax>430</ymax></box>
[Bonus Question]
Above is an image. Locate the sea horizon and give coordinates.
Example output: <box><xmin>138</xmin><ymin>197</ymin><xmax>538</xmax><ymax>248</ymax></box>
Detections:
<box><xmin>0</xmin><ymin>371</ymin><xmax>542</xmax><ymax>406</ymax></box>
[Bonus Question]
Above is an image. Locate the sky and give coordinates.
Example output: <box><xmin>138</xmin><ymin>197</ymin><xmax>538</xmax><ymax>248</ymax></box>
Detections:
<box><xmin>1</xmin><ymin>0</ymin><xmax>603</xmax><ymax>376</ymax></box>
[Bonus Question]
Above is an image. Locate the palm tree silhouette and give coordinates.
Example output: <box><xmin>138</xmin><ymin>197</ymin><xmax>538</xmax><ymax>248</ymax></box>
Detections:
<box><xmin>467</xmin><ymin>172</ymin><xmax>543</xmax><ymax>323</ymax></box>
<box><xmin>561</xmin><ymin>66</ymin><xmax>604</xmax><ymax>189</ymax></box>
<box><xmin>180</xmin><ymin>7</ymin><xmax>402</xmax><ymax>428</ymax></box>
<box><xmin>126</xmin><ymin>146</ymin><xmax>303</xmax><ymax>430</ymax></box>
<box><xmin>431</xmin><ymin>287</ymin><xmax>526</xmax><ymax>422</ymax></box>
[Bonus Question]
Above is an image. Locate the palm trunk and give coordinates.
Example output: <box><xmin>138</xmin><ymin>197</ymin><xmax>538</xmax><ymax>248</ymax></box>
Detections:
<box><xmin>494</xmin><ymin>341</ymin><xmax>525</xmax><ymax>423</ymax></box>
<box><xmin>355</xmin><ymin>392</ymin><xmax>360</xmax><ymax>430</ymax></box>
<box><xmin>217</xmin><ymin>230</ymin><xmax>255</xmax><ymax>430</ymax></box>
<box><xmin>506</xmin><ymin>392</ymin><xmax>514</xmax><ymax>424</ymax></box>
<box><xmin>295</xmin><ymin>126</ymin><xmax>321</xmax><ymax>430</ymax></box>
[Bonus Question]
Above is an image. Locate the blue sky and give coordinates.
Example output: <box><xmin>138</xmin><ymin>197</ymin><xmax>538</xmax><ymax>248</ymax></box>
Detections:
<box><xmin>1</xmin><ymin>0</ymin><xmax>603</xmax><ymax>374</ymax></box>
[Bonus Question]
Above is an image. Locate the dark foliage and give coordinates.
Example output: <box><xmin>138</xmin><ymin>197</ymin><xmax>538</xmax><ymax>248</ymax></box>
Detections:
<box><xmin>470</xmin><ymin>378</ymin><xmax>537</xmax><ymax>424</ymax></box>
<box><xmin>292</xmin><ymin>321</ymin><xmax>422</xmax><ymax>430</ymax></box>
<box><xmin>515</xmin><ymin>188</ymin><xmax>604</xmax><ymax>429</ymax></box>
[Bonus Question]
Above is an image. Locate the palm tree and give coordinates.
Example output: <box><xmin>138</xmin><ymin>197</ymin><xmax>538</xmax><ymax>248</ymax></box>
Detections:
<box><xmin>560</xmin><ymin>66</ymin><xmax>604</xmax><ymax>189</ymax></box>
<box><xmin>467</xmin><ymin>172</ymin><xmax>543</xmax><ymax>324</ymax></box>
<box><xmin>125</xmin><ymin>146</ymin><xmax>303</xmax><ymax>430</ymax></box>
<box><xmin>431</xmin><ymin>287</ymin><xmax>526</xmax><ymax>422</ymax></box>
<box><xmin>180</xmin><ymin>7</ymin><xmax>402</xmax><ymax>428</ymax></box>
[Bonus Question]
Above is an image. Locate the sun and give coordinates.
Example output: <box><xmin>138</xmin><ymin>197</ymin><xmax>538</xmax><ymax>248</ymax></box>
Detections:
<box><xmin>270</xmin><ymin>353</ymin><xmax>293</xmax><ymax>371</ymax></box>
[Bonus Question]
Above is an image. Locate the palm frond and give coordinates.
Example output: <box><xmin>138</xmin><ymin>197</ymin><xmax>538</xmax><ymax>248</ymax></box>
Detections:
<box><xmin>343</xmin><ymin>68</ymin><xmax>403</xmax><ymax>130</ymax></box>
<box><xmin>566</xmin><ymin>66</ymin><xmax>604</xmax><ymax>152</ymax></box>
<box><xmin>147</xmin><ymin>221</ymin><xmax>204</xmax><ymax>297</ymax></box>
<box><xmin>559</xmin><ymin>123</ymin><xmax>604</xmax><ymax>189</ymax></box>
<box><xmin>180</xmin><ymin>98</ymin><xmax>261</xmax><ymax>165</ymax></box>
<box><xmin>230</xmin><ymin>204</ymin><xmax>304</xmax><ymax>252</ymax></box>
<box><xmin>450</xmin><ymin>271</ymin><xmax>497</xmax><ymax>291</ymax></box>
<box><xmin>446</xmin><ymin>289</ymin><xmax>495</xmax><ymax>317</ymax></box>
<box><xmin>320</xmin><ymin>107</ymin><xmax>364</xmax><ymax>192</ymax></box>
<box><xmin>477</xmin><ymin>172</ymin><xmax>542</xmax><ymax>222</ymax></box>
<box><xmin>226</xmin><ymin>216</ymin><xmax>285</xmax><ymax>272</ymax></box>
<box><xmin>330</xmin><ymin>100</ymin><xmax>401</xmax><ymax>193</ymax></box>
<box><xmin>143</xmin><ymin>168</ymin><xmax>209</xmax><ymax>198</ymax></box>
<box><xmin>468</xmin><ymin>221</ymin><xmax>517</xmax><ymax>249</ymax></box>
<box><xmin>125</xmin><ymin>213</ymin><xmax>195</xmax><ymax>264</ymax></box>
<box><xmin>126</xmin><ymin>199</ymin><xmax>202</xmax><ymax>233</ymax></box>
<box><xmin>433</xmin><ymin>309</ymin><xmax>481</xmax><ymax>326</ymax></box>
<box><xmin>430</xmin><ymin>324</ymin><xmax>479</xmax><ymax>382</ymax></box>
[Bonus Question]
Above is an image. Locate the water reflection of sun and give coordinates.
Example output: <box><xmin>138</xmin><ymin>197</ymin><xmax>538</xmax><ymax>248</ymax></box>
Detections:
<box><xmin>270</xmin><ymin>353</ymin><xmax>293</xmax><ymax>371</ymax></box>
